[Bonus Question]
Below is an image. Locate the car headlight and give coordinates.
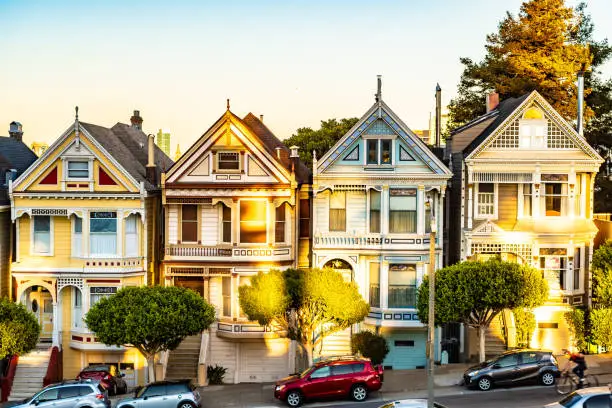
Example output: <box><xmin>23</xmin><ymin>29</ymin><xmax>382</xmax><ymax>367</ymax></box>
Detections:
<box><xmin>275</xmin><ymin>385</ymin><xmax>285</xmax><ymax>391</ymax></box>
<box><xmin>467</xmin><ymin>370</ymin><xmax>479</xmax><ymax>377</ymax></box>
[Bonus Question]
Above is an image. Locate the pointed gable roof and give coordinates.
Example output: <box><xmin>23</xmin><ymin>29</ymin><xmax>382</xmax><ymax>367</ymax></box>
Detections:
<box><xmin>80</xmin><ymin>122</ymin><xmax>174</xmax><ymax>191</ymax></box>
<box><xmin>0</xmin><ymin>136</ymin><xmax>37</xmax><ymax>204</ymax></box>
<box><xmin>317</xmin><ymin>98</ymin><xmax>451</xmax><ymax>176</ymax></box>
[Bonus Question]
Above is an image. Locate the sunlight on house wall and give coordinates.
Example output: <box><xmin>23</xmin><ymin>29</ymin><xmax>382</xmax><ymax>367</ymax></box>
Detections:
<box><xmin>263</xmin><ymin>338</ymin><xmax>289</xmax><ymax>357</ymax></box>
<box><xmin>530</xmin><ymin>306</ymin><xmax>570</xmax><ymax>353</ymax></box>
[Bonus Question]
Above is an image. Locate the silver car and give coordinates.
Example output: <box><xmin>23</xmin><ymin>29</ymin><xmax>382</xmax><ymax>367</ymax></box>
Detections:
<box><xmin>116</xmin><ymin>380</ymin><xmax>201</xmax><ymax>408</ymax></box>
<box><xmin>544</xmin><ymin>386</ymin><xmax>612</xmax><ymax>407</ymax></box>
<box><xmin>6</xmin><ymin>380</ymin><xmax>110</xmax><ymax>408</ymax></box>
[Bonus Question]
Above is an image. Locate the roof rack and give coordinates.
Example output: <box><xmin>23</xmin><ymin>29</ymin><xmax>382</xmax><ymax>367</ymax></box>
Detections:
<box><xmin>314</xmin><ymin>355</ymin><xmax>367</xmax><ymax>364</ymax></box>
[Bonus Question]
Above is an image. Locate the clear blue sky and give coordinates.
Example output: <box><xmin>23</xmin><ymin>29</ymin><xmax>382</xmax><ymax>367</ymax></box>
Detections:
<box><xmin>1</xmin><ymin>0</ymin><xmax>611</xmax><ymax>154</ymax></box>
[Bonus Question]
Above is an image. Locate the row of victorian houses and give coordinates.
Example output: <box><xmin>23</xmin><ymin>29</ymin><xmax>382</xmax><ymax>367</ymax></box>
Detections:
<box><xmin>0</xmin><ymin>80</ymin><xmax>603</xmax><ymax>389</ymax></box>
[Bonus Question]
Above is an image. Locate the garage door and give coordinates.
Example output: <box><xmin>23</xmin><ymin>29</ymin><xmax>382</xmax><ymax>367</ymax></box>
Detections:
<box><xmin>383</xmin><ymin>331</ymin><xmax>427</xmax><ymax>369</ymax></box>
<box><xmin>238</xmin><ymin>340</ymin><xmax>290</xmax><ymax>383</ymax></box>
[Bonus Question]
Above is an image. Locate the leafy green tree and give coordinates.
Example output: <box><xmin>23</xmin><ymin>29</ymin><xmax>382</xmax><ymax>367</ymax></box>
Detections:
<box><xmin>284</xmin><ymin>118</ymin><xmax>359</xmax><ymax>168</ymax></box>
<box><xmin>564</xmin><ymin>307</ymin><xmax>588</xmax><ymax>352</ymax></box>
<box><xmin>239</xmin><ymin>268</ymin><xmax>369</xmax><ymax>366</ymax></box>
<box><xmin>417</xmin><ymin>259</ymin><xmax>548</xmax><ymax>362</ymax></box>
<box><xmin>448</xmin><ymin>0</ymin><xmax>611</xmax><ymax>131</ymax></box>
<box><xmin>85</xmin><ymin>286</ymin><xmax>215</xmax><ymax>381</ymax></box>
<box><xmin>591</xmin><ymin>240</ymin><xmax>612</xmax><ymax>306</ymax></box>
<box><xmin>513</xmin><ymin>308</ymin><xmax>536</xmax><ymax>348</ymax></box>
<box><xmin>590</xmin><ymin>308</ymin><xmax>612</xmax><ymax>350</ymax></box>
<box><xmin>0</xmin><ymin>298</ymin><xmax>40</xmax><ymax>359</ymax></box>
<box><xmin>351</xmin><ymin>331</ymin><xmax>389</xmax><ymax>366</ymax></box>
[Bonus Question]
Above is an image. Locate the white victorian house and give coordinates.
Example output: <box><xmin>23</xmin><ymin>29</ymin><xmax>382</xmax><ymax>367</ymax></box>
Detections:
<box><xmin>311</xmin><ymin>83</ymin><xmax>452</xmax><ymax>369</ymax></box>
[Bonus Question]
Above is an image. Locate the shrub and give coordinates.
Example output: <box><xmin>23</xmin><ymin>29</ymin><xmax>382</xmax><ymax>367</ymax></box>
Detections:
<box><xmin>564</xmin><ymin>308</ymin><xmax>588</xmax><ymax>352</ymax></box>
<box><xmin>207</xmin><ymin>364</ymin><xmax>227</xmax><ymax>385</ymax></box>
<box><xmin>590</xmin><ymin>308</ymin><xmax>612</xmax><ymax>350</ymax></box>
<box><xmin>351</xmin><ymin>331</ymin><xmax>389</xmax><ymax>366</ymax></box>
<box><xmin>513</xmin><ymin>308</ymin><xmax>535</xmax><ymax>348</ymax></box>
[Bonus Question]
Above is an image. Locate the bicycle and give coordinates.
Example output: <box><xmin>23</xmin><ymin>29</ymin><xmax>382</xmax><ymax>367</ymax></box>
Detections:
<box><xmin>555</xmin><ymin>370</ymin><xmax>599</xmax><ymax>395</ymax></box>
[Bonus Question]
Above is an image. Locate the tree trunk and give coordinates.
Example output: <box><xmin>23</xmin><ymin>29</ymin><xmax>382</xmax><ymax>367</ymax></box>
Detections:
<box><xmin>147</xmin><ymin>355</ymin><xmax>156</xmax><ymax>382</ymax></box>
<box><xmin>305</xmin><ymin>342</ymin><xmax>314</xmax><ymax>367</ymax></box>
<box><xmin>478</xmin><ymin>326</ymin><xmax>486</xmax><ymax>363</ymax></box>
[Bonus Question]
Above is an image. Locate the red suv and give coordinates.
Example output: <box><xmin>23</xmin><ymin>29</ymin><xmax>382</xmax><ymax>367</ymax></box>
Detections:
<box><xmin>274</xmin><ymin>356</ymin><xmax>383</xmax><ymax>407</ymax></box>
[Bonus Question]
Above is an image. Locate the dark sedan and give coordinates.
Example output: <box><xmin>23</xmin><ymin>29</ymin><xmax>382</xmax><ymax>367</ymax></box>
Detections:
<box><xmin>463</xmin><ymin>349</ymin><xmax>560</xmax><ymax>391</ymax></box>
<box><xmin>76</xmin><ymin>365</ymin><xmax>128</xmax><ymax>396</ymax></box>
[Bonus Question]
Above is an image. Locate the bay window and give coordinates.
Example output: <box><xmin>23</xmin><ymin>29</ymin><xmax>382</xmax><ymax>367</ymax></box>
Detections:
<box><xmin>329</xmin><ymin>191</ymin><xmax>346</xmax><ymax>232</ymax></box>
<box><xmin>33</xmin><ymin>215</ymin><xmax>51</xmax><ymax>254</ymax></box>
<box><xmin>388</xmin><ymin>264</ymin><xmax>417</xmax><ymax>308</ymax></box>
<box><xmin>90</xmin><ymin>212</ymin><xmax>117</xmax><ymax>256</ymax></box>
<box><xmin>369</xmin><ymin>190</ymin><xmax>381</xmax><ymax>233</ymax></box>
<box><xmin>240</xmin><ymin>200</ymin><xmax>267</xmax><ymax>243</ymax></box>
<box><xmin>389</xmin><ymin>189</ymin><xmax>417</xmax><ymax>233</ymax></box>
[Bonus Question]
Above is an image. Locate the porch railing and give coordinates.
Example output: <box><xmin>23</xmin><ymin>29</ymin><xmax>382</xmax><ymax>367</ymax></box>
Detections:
<box><xmin>165</xmin><ymin>245</ymin><xmax>232</xmax><ymax>257</ymax></box>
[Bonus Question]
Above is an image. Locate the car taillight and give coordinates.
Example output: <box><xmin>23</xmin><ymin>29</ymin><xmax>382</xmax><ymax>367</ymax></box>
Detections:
<box><xmin>103</xmin><ymin>374</ymin><xmax>112</xmax><ymax>380</ymax></box>
<box><xmin>96</xmin><ymin>394</ymin><xmax>105</xmax><ymax>400</ymax></box>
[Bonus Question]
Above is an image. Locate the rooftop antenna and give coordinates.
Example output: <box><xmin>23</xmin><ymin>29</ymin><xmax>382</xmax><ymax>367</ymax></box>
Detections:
<box><xmin>74</xmin><ymin>106</ymin><xmax>80</xmax><ymax>148</ymax></box>
<box><xmin>375</xmin><ymin>75</ymin><xmax>382</xmax><ymax>103</ymax></box>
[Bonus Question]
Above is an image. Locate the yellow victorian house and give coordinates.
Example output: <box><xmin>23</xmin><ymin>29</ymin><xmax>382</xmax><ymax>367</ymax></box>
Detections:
<box><xmin>9</xmin><ymin>110</ymin><xmax>171</xmax><ymax>395</ymax></box>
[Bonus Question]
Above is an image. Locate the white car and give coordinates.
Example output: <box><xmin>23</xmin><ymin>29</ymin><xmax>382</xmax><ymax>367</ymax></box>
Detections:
<box><xmin>378</xmin><ymin>400</ymin><xmax>448</xmax><ymax>408</ymax></box>
<box><xmin>544</xmin><ymin>386</ymin><xmax>612</xmax><ymax>407</ymax></box>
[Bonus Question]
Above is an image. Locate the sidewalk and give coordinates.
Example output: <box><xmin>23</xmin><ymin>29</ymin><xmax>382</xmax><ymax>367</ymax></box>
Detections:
<box><xmin>199</xmin><ymin>353</ymin><xmax>612</xmax><ymax>408</ymax></box>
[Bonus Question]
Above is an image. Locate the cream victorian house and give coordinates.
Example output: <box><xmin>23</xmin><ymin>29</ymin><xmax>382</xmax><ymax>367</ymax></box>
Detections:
<box><xmin>311</xmin><ymin>82</ymin><xmax>452</xmax><ymax>369</ymax></box>
<box><xmin>9</xmin><ymin>110</ymin><xmax>171</xmax><ymax>394</ymax></box>
<box><xmin>161</xmin><ymin>106</ymin><xmax>311</xmax><ymax>384</ymax></box>
<box><xmin>446</xmin><ymin>91</ymin><xmax>603</xmax><ymax>356</ymax></box>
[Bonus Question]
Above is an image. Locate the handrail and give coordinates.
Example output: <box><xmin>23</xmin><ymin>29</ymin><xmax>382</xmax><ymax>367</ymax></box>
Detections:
<box><xmin>199</xmin><ymin>332</ymin><xmax>209</xmax><ymax>365</ymax></box>
<box><xmin>43</xmin><ymin>347</ymin><xmax>62</xmax><ymax>387</ymax></box>
<box><xmin>0</xmin><ymin>354</ymin><xmax>19</xmax><ymax>402</ymax></box>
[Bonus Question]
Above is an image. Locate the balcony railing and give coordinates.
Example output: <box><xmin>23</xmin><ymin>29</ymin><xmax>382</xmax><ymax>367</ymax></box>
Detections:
<box><xmin>165</xmin><ymin>245</ymin><xmax>232</xmax><ymax>257</ymax></box>
<box><xmin>315</xmin><ymin>234</ymin><xmax>384</xmax><ymax>248</ymax></box>
<box><xmin>369</xmin><ymin>284</ymin><xmax>380</xmax><ymax>308</ymax></box>
<box><xmin>388</xmin><ymin>285</ymin><xmax>417</xmax><ymax>308</ymax></box>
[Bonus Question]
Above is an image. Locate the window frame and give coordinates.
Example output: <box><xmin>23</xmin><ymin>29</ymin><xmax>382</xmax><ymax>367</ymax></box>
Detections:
<box><xmin>215</xmin><ymin>150</ymin><xmax>242</xmax><ymax>173</ymax></box>
<box><xmin>275</xmin><ymin>203</ymin><xmax>286</xmax><ymax>244</ymax></box>
<box><xmin>369</xmin><ymin>189</ymin><xmax>381</xmax><ymax>233</ymax></box>
<box><xmin>387</xmin><ymin>263</ymin><xmax>417</xmax><ymax>309</ymax></box>
<box><xmin>329</xmin><ymin>191</ymin><xmax>347</xmax><ymax>232</ymax></box>
<box><xmin>66</xmin><ymin>160</ymin><xmax>90</xmax><ymax>180</ymax></box>
<box><xmin>222</xmin><ymin>276</ymin><xmax>232</xmax><ymax>318</ymax></box>
<box><xmin>364</xmin><ymin>138</ymin><xmax>394</xmax><ymax>166</ymax></box>
<box><xmin>388</xmin><ymin>189</ymin><xmax>417</xmax><ymax>234</ymax></box>
<box><xmin>299</xmin><ymin>199</ymin><xmax>310</xmax><ymax>239</ymax></box>
<box><xmin>221</xmin><ymin>204</ymin><xmax>232</xmax><ymax>244</ymax></box>
<box><xmin>125</xmin><ymin>214</ymin><xmax>139</xmax><ymax>257</ymax></box>
<box><xmin>32</xmin><ymin>215</ymin><xmax>53</xmax><ymax>256</ymax></box>
<box><xmin>89</xmin><ymin>212</ymin><xmax>118</xmax><ymax>257</ymax></box>
<box><xmin>475</xmin><ymin>183</ymin><xmax>498</xmax><ymax>219</ymax></box>
<box><xmin>180</xmin><ymin>205</ymin><xmax>199</xmax><ymax>243</ymax></box>
<box><xmin>71</xmin><ymin>215</ymin><xmax>83</xmax><ymax>258</ymax></box>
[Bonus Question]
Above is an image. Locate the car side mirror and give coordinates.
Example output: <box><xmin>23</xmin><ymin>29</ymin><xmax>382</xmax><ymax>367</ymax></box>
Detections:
<box><xmin>31</xmin><ymin>400</ymin><xmax>40</xmax><ymax>406</ymax></box>
<box><xmin>121</xmin><ymin>373</ymin><xmax>125</xmax><ymax>377</ymax></box>
<box><xmin>306</xmin><ymin>376</ymin><xmax>312</xmax><ymax>381</ymax></box>
<box><xmin>143</xmin><ymin>396</ymin><xmax>148</xmax><ymax>401</ymax></box>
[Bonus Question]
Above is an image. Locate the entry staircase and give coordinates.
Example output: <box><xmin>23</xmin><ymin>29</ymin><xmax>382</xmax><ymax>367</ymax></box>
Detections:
<box><xmin>317</xmin><ymin>328</ymin><xmax>352</xmax><ymax>359</ymax></box>
<box><xmin>485</xmin><ymin>314</ymin><xmax>507</xmax><ymax>359</ymax></box>
<box><xmin>8</xmin><ymin>348</ymin><xmax>51</xmax><ymax>401</ymax></box>
<box><xmin>165</xmin><ymin>334</ymin><xmax>201</xmax><ymax>382</ymax></box>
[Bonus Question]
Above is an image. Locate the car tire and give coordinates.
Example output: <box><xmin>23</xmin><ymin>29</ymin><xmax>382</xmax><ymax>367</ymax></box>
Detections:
<box><xmin>477</xmin><ymin>376</ymin><xmax>493</xmax><ymax>391</ymax></box>
<box><xmin>540</xmin><ymin>371</ymin><xmax>555</xmax><ymax>386</ymax></box>
<box><xmin>177</xmin><ymin>402</ymin><xmax>195</xmax><ymax>408</ymax></box>
<box><xmin>112</xmin><ymin>383</ymin><xmax>117</xmax><ymax>396</ymax></box>
<box><xmin>351</xmin><ymin>384</ymin><xmax>368</xmax><ymax>402</ymax></box>
<box><xmin>286</xmin><ymin>390</ymin><xmax>302</xmax><ymax>407</ymax></box>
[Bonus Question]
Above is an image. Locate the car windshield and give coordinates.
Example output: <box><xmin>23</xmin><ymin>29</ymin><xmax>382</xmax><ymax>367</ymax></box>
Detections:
<box><xmin>83</xmin><ymin>366</ymin><xmax>109</xmax><ymax>372</ymax></box>
<box><xmin>299</xmin><ymin>366</ymin><xmax>315</xmax><ymax>378</ymax></box>
<box><xmin>135</xmin><ymin>386</ymin><xmax>147</xmax><ymax>398</ymax></box>
<box><xmin>559</xmin><ymin>392</ymin><xmax>582</xmax><ymax>407</ymax></box>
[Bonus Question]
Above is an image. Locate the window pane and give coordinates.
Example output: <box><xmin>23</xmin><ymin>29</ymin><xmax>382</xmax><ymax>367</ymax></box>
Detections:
<box><xmin>34</xmin><ymin>216</ymin><xmax>51</xmax><ymax>253</ymax></box>
<box><xmin>367</xmin><ymin>140</ymin><xmax>378</xmax><ymax>164</ymax></box>
<box><xmin>330</xmin><ymin>191</ymin><xmax>346</xmax><ymax>209</ymax></box>
<box><xmin>125</xmin><ymin>215</ymin><xmax>138</xmax><ymax>256</ymax></box>
<box><xmin>68</xmin><ymin>161</ymin><xmax>89</xmax><ymax>178</ymax></box>
<box><xmin>218</xmin><ymin>152</ymin><xmax>240</xmax><ymax>170</ymax></box>
<box><xmin>34</xmin><ymin>216</ymin><xmax>50</xmax><ymax>232</ymax></box>
<box><xmin>181</xmin><ymin>205</ymin><xmax>198</xmax><ymax>243</ymax></box>
<box><xmin>240</xmin><ymin>201</ymin><xmax>267</xmax><ymax>243</ymax></box>
<box><xmin>60</xmin><ymin>386</ymin><xmax>80</xmax><ymax>399</ymax></box>
<box><xmin>74</xmin><ymin>217</ymin><xmax>82</xmax><ymax>233</ymax></box>
<box><xmin>388</xmin><ymin>264</ymin><xmax>417</xmax><ymax>308</ymax></box>
<box><xmin>222</xmin><ymin>277</ymin><xmax>231</xmax><ymax>317</ymax></box>
<box><xmin>90</xmin><ymin>213</ymin><xmax>117</xmax><ymax>255</ymax></box>
<box><xmin>381</xmin><ymin>140</ymin><xmax>391</xmax><ymax>164</ymax></box>
<box><xmin>182</xmin><ymin>205</ymin><xmax>198</xmax><ymax>221</ymax></box>
<box><xmin>389</xmin><ymin>195</ymin><xmax>417</xmax><ymax>233</ymax></box>
<box><xmin>523</xmin><ymin>184</ymin><xmax>532</xmax><ymax>217</ymax></box>
<box><xmin>369</xmin><ymin>263</ymin><xmax>380</xmax><ymax>308</ymax></box>
<box><xmin>370</xmin><ymin>190</ymin><xmax>381</xmax><ymax>233</ymax></box>
<box><xmin>275</xmin><ymin>204</ymin><xmax>285</xmax><ymax>243</ymax></box>
<box><xmin>299</xmin><ymin>199</ymin><xmax>310</xmax><ymax>238</ymax></box>
<box><xmin>479</xmin><ymin>183</ymin><xmax>494</xmax><ymax>193</ymax></box>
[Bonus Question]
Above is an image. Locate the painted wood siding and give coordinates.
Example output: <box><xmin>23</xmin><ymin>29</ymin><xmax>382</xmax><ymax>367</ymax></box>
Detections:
<box><xmin>238</xmin><ymin>340</ymin><xmax>290</xmax><ymax>383</ymax></box>
<box><xmin>168</xmin><ymin>205</ymin><xmax>178</xmax><ymax>244</ymax></box>
<box><xmin>315</xmin><ymin>192</ymin><xmax>329</xmax><ymax>234</ymax></box>
<box><xmin>346</xmin><ymin>191</ymin><xmax>366</xmax><ymax>234</ymax></box>
<box><xmin>497</xmin><ymin>184</ymin><xmax>518</xmax><ymax>229</ymax></box>
<box><xmin>208</xmin><ymin>331</ymin><xmax>237</xmax><ymax>382</ymax></box>
<box><xmin>209</xmin><ymin>277</ymin><xmax>223</xmax><ymax>317</ymax></box>
<box><xmin>201</xmin><ymin>205</ymin><xmax>219</xmax><ymax>245</ymax></box>
<box><xmin>0</xmin><ymin>211</ymin><xmax>10</xmax><ymax>297</ymax></box>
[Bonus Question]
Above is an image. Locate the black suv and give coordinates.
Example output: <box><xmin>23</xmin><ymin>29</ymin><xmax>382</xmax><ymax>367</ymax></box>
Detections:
<box><xmin>463</xmin><ymin>349</ymin><xmax>560</xmax><ymax>391</ymax></box>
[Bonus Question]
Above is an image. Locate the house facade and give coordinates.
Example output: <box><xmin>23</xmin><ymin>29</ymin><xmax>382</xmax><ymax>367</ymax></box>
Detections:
<box><xmin>161</xmin><ymin>107</ymin><xmax>311</xmax><ymax>383</ymax></box>
<box><xmin>311</xmin><ymin>85</ymin><xmax>452</xmax><ymax>369</ymax></box>
<box><xmin>446</xmin><ymin>91</ymin><xmax>603</xmax><ymax>355</ymax></box>
<box><xmin>0</xmin><ymin>122</ymin><xmax>37</xmax><ymax>298</ymax></box>
<box><xmin>10</xmin><ymin>111</ymin><xmax>171</xmax><ymax>386</ymax></box>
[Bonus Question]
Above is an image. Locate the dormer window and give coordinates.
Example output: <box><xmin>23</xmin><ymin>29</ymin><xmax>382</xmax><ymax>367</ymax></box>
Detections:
<box><xmin>366</xmin><ymin>139</ymin><xmax>392</xmax><ymax>165</ymax></box>
<box><xmin>216</xmin><ymin>151</ymin><xmax>241</xmax><ymax>172</ymax></box>
<box><xmin>67</xmin><ymin>161</ymin><xmax>89</xmax><ymax>179</ymax></box>
<box><xmin>519</xmin><ymin>107</ymin><xmax>547</xmax><ymax>149</ymax></box>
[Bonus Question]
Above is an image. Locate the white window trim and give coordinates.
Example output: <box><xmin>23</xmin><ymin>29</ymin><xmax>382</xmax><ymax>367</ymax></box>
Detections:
<box><xmin>275</xmin><ymin>204</ymin><xmax>287</xmax><ymax>244</ymax></box>
<box><xmin>474</xmin><ymin>183</ymin><xmax>498</xmax><ymax>220</ymax></box>
<box><xmin>363</xmin><ymin>136</ymin><xmax>395</xmax><ymax>166</ymax></box>
<box><xmin>238</xmin><ymin>198</ymin><xmax>268</xmax><ymax>245</ymax></box>
<box><xmin>541</xmin><ymin>182</ymin><xmax>568</xmax><ymax>217</ymax></box>
<box><xmin>215</xmin><ymin>150</ymin><xmax>242</xmax><ymax>173</ymax></box>
<box><xmin>71</xmin><ymin>216</ymin><xmax>83</xmax><ymax>258</ymax></box>
<box><xmin>64</xmin><ymin>158</ymin><xmax>93</xmax><ymax>182</ymax></box>
<box><xmin>30</xmin><ymin>215</ymin><xmax>54</xmax><ymax>256</ymax></box>
<box><xmin>218</xmin><ymin>203</ymin><xmax>233</xmax><ymax>244</ymax></box>
<box><xmin>125</xmin><ymin>214</ymin><xmax>139</xmax><ymax>258</ymax></box>
<box><xmin>89</xmin><ymin>211</ymin><xmax>119</xmax><ymax>258</ymax></box>
<box><xmin>72</xmin><ymin>287</ymin><xmax>83</xmax><ymax>330</ymax></box>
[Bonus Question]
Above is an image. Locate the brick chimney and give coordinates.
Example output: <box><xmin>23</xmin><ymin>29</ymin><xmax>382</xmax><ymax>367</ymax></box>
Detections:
<box><xmin>486</xmin><ymin>92</ymin><xmax>499</xmax><ymax>113</ymax></box>
<box><xmin>130</xmin><ymin>110</ymin><xmax>143</xmax><ymax>130</ymax></box>
<box><xmin>9</xmin><ymin>121</ymin><xmax>23</xmax><ymax>142</ymax></box>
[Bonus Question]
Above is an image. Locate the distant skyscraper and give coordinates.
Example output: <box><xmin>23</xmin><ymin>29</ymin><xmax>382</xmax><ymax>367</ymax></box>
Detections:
<box><xmin>428</xmin><ymin>110</ymin><xmax>448</xmax><ymax>146</ymax></box>
<box><xmin>156</xmin><ymin>129</ymin><xmax>171</xmax><ymax>156</ymax></box>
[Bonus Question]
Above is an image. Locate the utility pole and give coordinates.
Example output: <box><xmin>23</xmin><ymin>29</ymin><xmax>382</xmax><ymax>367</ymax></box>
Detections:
<box><xmin>427</xmin><ymin>193</ymin><xmax>437</xmax><ymax>408</ymax></box>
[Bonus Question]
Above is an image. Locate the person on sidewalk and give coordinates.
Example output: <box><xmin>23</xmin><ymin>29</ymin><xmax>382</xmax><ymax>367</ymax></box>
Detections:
<box><xmin>562</xmin><ymin>349</ymin><xmax>588</xmax><ymax>388</ymax></box>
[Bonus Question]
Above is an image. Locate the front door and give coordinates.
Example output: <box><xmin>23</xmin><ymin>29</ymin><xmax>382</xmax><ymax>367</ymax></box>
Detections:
<box><xmin>29</xmin><ymin>289</ymin><xmax>53</xmax><ymax>339</ymax></box>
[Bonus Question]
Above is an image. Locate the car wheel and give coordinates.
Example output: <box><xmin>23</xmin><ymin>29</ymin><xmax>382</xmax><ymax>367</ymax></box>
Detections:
<box><xmin>351</xmin><ymin>384</ymin><xmax>368</xmax><ymax>401</ymax></box>
<box><xmin>112</xmin><ymin>383</ymin><xmax>117</xmax><ymax>396</ymax></box>
<box><xmin>540</xmin><ymin>372</ymin><xmax>555</xmax><ymax>386</ymax></box>
<box><xmin>477</xmin><ymin>376</ymin><xmax>493</xmax><ymax>391</ymax></box>
<box><xmin>286</xmin><ymin>390</ymin><xmax>302</xmax><ymax>407</ymax></box>
<box><xmin>177</xmin><ymin>402</ymin><xmax>195</xmax><ymax>408</ymax></box>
